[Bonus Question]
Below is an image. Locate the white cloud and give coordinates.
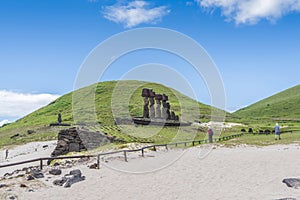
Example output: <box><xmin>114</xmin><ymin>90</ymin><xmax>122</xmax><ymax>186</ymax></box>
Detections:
<box><xmin>196</xmin><ymin>0</ymin><xmax>300</xmax><ymax>24</ymax></box>
<box><xmin>102</xmin><ymin>0</ymin><xmax>170</xmax><ymax>28</ymax></box>
<box><xmin>0</xmin><ymin>90</ymin><xmax>60</xmax><ymax>119</ymax></box>
<box><xmin>0</xmin><ymin>119</ymin><xmax>10</xmax><ymax>127</ymax></box>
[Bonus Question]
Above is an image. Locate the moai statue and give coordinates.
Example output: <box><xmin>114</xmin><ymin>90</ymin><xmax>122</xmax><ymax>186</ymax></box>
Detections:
<box><xmin>171</xmin><ymin>111</ymin><xmax>176</xmax><ymax>120</ymax></box>
<box><xmin>149</xmin><ymin>89</ymin><xmax>156</xmax><ymax>119</ymax></box>
<box><xmin>155</xmin><ymin>94</ymin><xmax>162</xmax><ymax>118</ymax></box>
<box><xmin>166</xmin><ymin>103</ymin><xmax>171</xmax><ymax>120</ymax></box>
<box><xmin>142</xmin><ymin>88</ymin><xmax>150</xmax><ymax>118</ymax></box>
<box><xmin>175</xmin><ymin>115</ymin><xmax>179</xmax><ymax>121</ymax></box>
<box><xmin>161</xmin><ymin>94</ymin><xmax>168</xmax><ymax>120</ymax></box>
<box><xmin>58</xmin><ymin>113</ymin><xmax>62</xmax><ymax>124</ymax></box>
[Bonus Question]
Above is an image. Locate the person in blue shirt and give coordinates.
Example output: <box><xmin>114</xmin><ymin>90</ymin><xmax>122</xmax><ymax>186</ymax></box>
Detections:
<box><xmin>274</xmin><ymin>123</ymin><xmax>281</xmax><ymax>140</ymax></box>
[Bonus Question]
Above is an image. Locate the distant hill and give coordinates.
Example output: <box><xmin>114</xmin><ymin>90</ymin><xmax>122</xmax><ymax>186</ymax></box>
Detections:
<box><xmin>0</xmin><ymin>80</ymin><xmax>228</xmax><ymax>147</ymax></box>
<box><xmin>234</xmin><ymin>84</ymin><xmax>300</xmax><ymax>122</ymax></box>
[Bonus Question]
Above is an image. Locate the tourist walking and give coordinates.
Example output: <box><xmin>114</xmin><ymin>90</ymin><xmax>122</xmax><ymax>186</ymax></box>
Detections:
<box><xmin>274</xmin><ymin>123</ymin><xmax>281</xmax><ymax>140</ymax></box>
<box><xmin>5</xmin><ymin>149</ymin><xmax>8</xmax><ymax>160</ymax></box>
<box><xmin>208</xmin><ymin>127</ymin><xmax>213</xmax><ymax>143</ymax></box>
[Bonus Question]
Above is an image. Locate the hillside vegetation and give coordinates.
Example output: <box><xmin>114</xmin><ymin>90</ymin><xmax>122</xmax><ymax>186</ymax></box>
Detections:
<box><xmin>234</xmin><ymin>84</ymin><xmax>300</xmax><ymax>124</ymax></box>
<box><xmin>0</xmin><ymin>80</ymin><xmax>227</xmax><ymax>147</ymax></box>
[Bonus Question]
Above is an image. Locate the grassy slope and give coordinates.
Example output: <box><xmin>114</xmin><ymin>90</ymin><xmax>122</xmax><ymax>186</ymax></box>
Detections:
<box><xmin>221</xmin><ymin>131</ymin><xmax>300</xmax><ymax>146</ymax></box>
<box><xmin>0</xmin><ymin>80</ymin><xmax>228</xmax><ymax>147</ymax></box>
<box><xmin>233</xmin><ymin>84</ymin><xmax>300</xmax><ymax>123</ymax></box>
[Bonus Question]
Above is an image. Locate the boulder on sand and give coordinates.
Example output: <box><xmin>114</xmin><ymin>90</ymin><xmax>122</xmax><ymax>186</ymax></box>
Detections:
<box><xmin>282</xmin><ymin>178</ymin><xmax>300</xmax><ymax>189</ymax></box>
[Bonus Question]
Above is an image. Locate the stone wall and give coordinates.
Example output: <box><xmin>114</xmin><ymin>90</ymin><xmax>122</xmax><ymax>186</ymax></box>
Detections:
<box><xmin>51</xmin><ymin>127</ymin><xmax>114</xmax><ymax>157</ymax></box>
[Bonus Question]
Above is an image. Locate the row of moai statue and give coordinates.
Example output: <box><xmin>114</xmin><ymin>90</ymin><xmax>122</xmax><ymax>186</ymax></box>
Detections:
<box><xmin>142</xmin><ymin>88</ymin><xmax>179</xmax><ymax>121</ymax></box>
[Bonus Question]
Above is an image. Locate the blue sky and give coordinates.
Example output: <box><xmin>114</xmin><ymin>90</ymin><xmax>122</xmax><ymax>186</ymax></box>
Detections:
<box><xmin>1</xmin><ymin>0</ymin><xmax>300</xmax><ymax>124</ymax></box>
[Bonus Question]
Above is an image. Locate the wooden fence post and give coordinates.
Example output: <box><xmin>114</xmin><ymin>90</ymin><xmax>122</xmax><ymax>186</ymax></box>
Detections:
<box><xmin>97</xmin><ymin>155</ymin><xmax>100</xmax><ymax>169</ymax></box>
<box><xmin>124</xmin><ymin>151</ymin><xmax>128</xmax><ymax>162</ymax></box>
<box><xmin>141</xmin><ymin>148</ymin><xmax>144</xmax><ymax>157</ymax></box>
<box><xmin>40</xmin><ymin>159</ymin><xmax>43</xmax><ymax>170</ymax></box>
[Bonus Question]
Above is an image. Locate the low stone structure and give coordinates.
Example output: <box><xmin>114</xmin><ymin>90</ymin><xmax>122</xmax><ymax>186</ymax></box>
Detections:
<box><xmin>51</xmin><ymin>127</ymin><xmax>114</xmax><ymax>157</ymax></box>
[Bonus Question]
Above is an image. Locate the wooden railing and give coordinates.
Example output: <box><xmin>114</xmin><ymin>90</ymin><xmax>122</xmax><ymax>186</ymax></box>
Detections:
<box><xmin>0</xmin><ymin>133</ymin><xmax>244</xmax><ymax>171</ymax></box>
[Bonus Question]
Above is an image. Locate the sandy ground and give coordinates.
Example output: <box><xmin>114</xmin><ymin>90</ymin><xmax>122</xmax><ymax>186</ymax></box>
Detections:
<box><xmin>1</xmin><ymin>143</ymin><xmax>300</xmax><ymax>200</ymax></box>
<box><xmin>0</xmin><ymin>141</ymin><xmax>56</xmax><ymax>176</ymax></box>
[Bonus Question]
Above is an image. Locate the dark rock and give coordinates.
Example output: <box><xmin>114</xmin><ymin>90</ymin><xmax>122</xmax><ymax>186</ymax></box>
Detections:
<box><xmin>89</xmin><ymin>163</ymin><xmax>98</xmax><ymax>169</ymax></box>
<box><xmin>64</xmin><ymin>175</ymin><xmax>85</xmax><ymax>188</ymax></box>
<box><xmin>20</xmin><ymin>184</ymin><xmax>27</xmax><ymax>188</ymax></box>
<box><xmin>13</xmin><ymin>169</ymin><xmax>20</xmax><ymax>174</ymax></box>
<box><xmin>10</xmin><ymin>133</ymin><xmax>19</xmax><ymax>139</ymax></box>
<box><xmin>0</xmin><ymin>184</ymin><xmax>7</xmax><ymax>188</ymax></box>
<box><xmin>8</xmin><ymin>195</ymin><xmax>16</xmax><ymax>200</ymax></box>
<box><xmin>47</xmin><ymin>158</ymin><xmax>54</xmax><ymax>165</ymax></box>
<box><xmin>30</xmin><ymin>170</ymin><xmax>44</xmax><ymax>179</ymax></box>
<box><xmin>264</xmin><ymin>129</ymin><xmax>271</xmax><ymax>134</ymax></box>
<box><xmin>53</xmin><ymin>162</ymin><xmax>60</xmax><ymax>167</ymax></box>
<box><xmin>53</xmin><ymin>177</ymin><xmax>67</xmax><ymax>186</ymax></box>
<box><xmin>69</xmin><ymin>169</ymin><xmax>81</xmax><ymax>178</ymax></box>
<box><xmin>27</xmin><ymin>175</ymin><xmax>34</xmax><ymax>181</ymax></box>
<box><xmin>78</xmin><ymin>157</ymin><xmax>89</xmax><ymax>163</ymax></box>
<box><xmin>27</xmin><ymin>130</ymin><xmax>35</xmax><ymax>134</ymax></box>
<box><xmin>283</xmin><ymin>178</ymin><xmax>300</xmax><ymax>189</ymax></box>
<box><xmin>49</xmin><ymin>169</ymin><xmax>62</xmax><ymax>175</ymax></box>
<box><xmin>22</xmin><ymin>167</ymin><xmax>29</xmax><ymax>172</ymax></box>
<box><xmin>241</xmin><ymin>129</ymin><xmax>246</xmax><ymax>132</ymax></box>
<box><xmin>275</xmin><ymin>198</ymin><xmax>296</xmax><ymax>200</ymax></box>
<box><xmin>49</xmin><ymin>123</ymin><xmax>71</xmax><ymax>127</ymax></box>
<box><xmin>4</xmin><ymin>172</ymin><xmax>12</xmax><ymax>177</ymax></box>
<box><xmin>42</xmin><ymin>145</ymin><xmax>49</xmax><ymax>148</ymax></box>
<box><xmin>28</xmin><ymin>188</ymin><xmax>34</xmax><ymax>192</ymax></box>
<box><xmin>53</xmin><ymin>169</ymin><xmax>85</xmax><ymax>188</ymax></box>
<box><xmin>65</xmin><ymin>160</ymin><xmax>72</xmax><ymax>165</ymax></box>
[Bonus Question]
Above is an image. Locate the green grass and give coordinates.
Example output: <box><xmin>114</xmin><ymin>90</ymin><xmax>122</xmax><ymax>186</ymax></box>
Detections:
<box><xmin>0</xmin><ymin>126</ymin><xmax>65</xmax><ymax>148</ymax></box>
<box><xmin>233</xmin><ymin>84</ymin><xmax>300</xmax><ymax>123</ymax></box>
<box><xmin>0</xmin><ymin>80</ymin><xmax>229</xmax><ymax>148</ymax></box>
<box><xmin>220</xmin><ymin>131</ymin><xmax>300</xmax><ymax>146</ymax></box>
<box><xmin>2</xmin><ymin>80</ymin><xmax>300</xmax><ymax>149</ymax></box>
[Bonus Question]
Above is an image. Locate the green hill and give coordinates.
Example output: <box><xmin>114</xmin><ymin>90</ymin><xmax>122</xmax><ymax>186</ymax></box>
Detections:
<box><xmin>0</xmin><ymin>80</ymin><xmax>227</xmax><ymax>147</ymax></box>
<box><xmin>234</xmin><ymin>84</ymin><xmax>300</xmax><ymax>123</ymax></box>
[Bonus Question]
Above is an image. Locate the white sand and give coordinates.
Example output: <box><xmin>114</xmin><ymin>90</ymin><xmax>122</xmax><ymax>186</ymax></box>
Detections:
<box><xmin>0</xmin><ymin>141</ymin><xmax>56</xmax><ymax>176</ymax></box>
<box><xmin>1</xmin><ymin>143</ymin><xmax>300</xmax><ymax>199</ymax></box>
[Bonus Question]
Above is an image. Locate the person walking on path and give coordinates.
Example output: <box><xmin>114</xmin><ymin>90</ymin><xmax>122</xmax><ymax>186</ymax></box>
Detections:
<box><xmin>274</xmin><ymin>123</ymin><xmax>281</xmax><ymax>140</ymax></box>
<box><xmin>208</xmin><ymin>127</ymin><xmax>213</xmax><ymax>143</ymax></box>
<box><xmin>5</xmin><ymin>149</ymin><xmax>8</xmax><ymax>160</ymax></box>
